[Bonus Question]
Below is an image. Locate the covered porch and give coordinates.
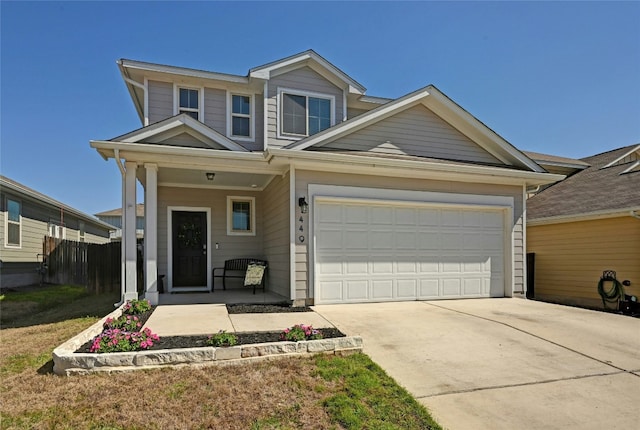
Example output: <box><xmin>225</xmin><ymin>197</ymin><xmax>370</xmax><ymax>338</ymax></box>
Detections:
<box><xmin>91</xmin><ymin>127</ymin><xmax>297</xmax><ymax>306</ymax></box>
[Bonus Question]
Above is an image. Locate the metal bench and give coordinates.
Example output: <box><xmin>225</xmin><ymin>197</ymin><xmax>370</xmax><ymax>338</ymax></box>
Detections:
<box><xmin>212</xmin><ymin>258</ymin><xmax>268</xmax><ymax>293</ymax></box>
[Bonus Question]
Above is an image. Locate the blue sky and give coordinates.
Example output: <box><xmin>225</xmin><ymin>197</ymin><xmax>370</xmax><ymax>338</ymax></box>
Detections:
<box><xmin>1</xmin><ymin>1</ymin><xmax>639</xmax><ymax>215</ymax></box>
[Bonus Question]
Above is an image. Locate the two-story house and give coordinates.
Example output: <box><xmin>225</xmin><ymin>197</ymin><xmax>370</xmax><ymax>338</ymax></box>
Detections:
<box><xmin>90</xmin><ymin>50</ymin><xmax>562</xmax><ymax>306</ymax></box>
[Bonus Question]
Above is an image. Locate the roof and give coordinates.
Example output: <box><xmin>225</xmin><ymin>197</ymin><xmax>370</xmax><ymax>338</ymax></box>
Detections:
<box><xmin>287</xmin><ymin>85</ymin><xmax>545</xmax><ymax>173</ymax></box>
<box><xmin>527</xmin><ymin>144</ymin><xmax>640</xmax><ymax>221</ymax></box>
<box><xmin>0</xmin><ymin>176</ymin><xmax>115</xmax><ymax>230</ymax></box>
<box><xmin>523</xmin><ymin>151</ymin><xmax>590</xmax><ymax>169</ymax></box>
<box><xmin>95</xmin><ymin>204</ymin><xmax>145</xmax><ymax>218</ymax></box>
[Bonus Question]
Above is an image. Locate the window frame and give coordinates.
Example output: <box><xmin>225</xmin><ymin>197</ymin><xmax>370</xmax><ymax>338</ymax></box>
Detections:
<box><xmin>226</xmin><ymin>92</ymin><xmax>255</xmax><ymax>142</ymax></box>
<box><xmin>5</xmin><ymin>198</ymin><xmax>22</xmax><ymax>248</ymax></box>
<box><xmin>277</xmin><ymin>87</ymin><xmax>335</xmax><ymax>140</ymax></box>
<box><xmin>78</xmin><ymin>221</ymin><xmax>86</xmax><ymax>243</ymax></box>
<box><xmin>226</xmin><ymin>196</ymin><xmax>256</xmax><ymax>236</ymax></box>
<box><xmin>173</xmin><ymin>84</ymin><xmax>204</xmax><ymax>121</ymax></box>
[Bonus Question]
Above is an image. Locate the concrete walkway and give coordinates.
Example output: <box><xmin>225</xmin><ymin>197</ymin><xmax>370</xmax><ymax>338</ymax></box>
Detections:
<box><xmin>143</xmin><ymin>304</ymin><xmax>335</xmax><ymax>336</ymax></box>
<box><xmin>312</xmin><ymin>299</ymin><xmax>640</xmax><ymax>430</ymax></box>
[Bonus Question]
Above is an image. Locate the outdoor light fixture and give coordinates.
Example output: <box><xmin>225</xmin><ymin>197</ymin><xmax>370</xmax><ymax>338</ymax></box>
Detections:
<box><xmin>298</xmin><ymin>197</ymin><xmax>309</xmax><ymax>213</ymax></box>
<box><xmin>205</xmin><ymin>172</ymin><xmax>215</xmax><ymax>181</ymax></box>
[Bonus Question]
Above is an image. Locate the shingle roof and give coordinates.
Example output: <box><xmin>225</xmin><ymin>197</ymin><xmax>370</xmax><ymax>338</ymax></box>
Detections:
<box><xmin>527</xmin><ymin>145</ymin><xmax>640</xmax><ymax>220</ymax></box>
<box><xmin>95</xmin><ymin>204</ymin><xmax>145</xmax><ymax>217</ymax></box>
<box><xmin>523</xmin><ymin>151</ymin><xmax>590</xmax><ymax>168</ymax></box>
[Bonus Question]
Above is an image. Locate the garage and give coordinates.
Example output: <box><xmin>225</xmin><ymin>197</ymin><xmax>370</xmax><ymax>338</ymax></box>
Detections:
<box><xmin>313</xmin><ymin>198</ymin><xmax>507</xmax><ymax>304</ymax></box>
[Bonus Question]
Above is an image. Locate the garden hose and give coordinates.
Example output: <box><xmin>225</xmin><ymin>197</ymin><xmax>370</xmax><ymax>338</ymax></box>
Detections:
<box><xmin>597</xmin><ymin>277</ymin><xmax>625</xmax><ymax>309</ymax></box>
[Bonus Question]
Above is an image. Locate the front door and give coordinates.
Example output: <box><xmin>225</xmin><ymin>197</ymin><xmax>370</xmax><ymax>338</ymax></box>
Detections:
<box><xmin>172</xmin><ymin>211</ymin><xmax>207</xmax><ymax>287</ymax></box>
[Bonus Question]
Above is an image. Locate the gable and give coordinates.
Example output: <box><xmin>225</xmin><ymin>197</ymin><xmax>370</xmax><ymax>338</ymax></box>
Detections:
<box><xmin>139</xmin><ymin>128</ymin><xmax>228</xmax><ymax>150</ymax></box>
<box><xmin>312</xmin><ymin>104</ymin><xmax>502</xmax><ymax>165</ymax></box>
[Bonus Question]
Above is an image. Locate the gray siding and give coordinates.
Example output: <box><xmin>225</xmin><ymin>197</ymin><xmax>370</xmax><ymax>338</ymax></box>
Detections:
<box><xmin>203</xmin><ymin>87</ymin><xmax>226</xmax><ymax>136</ymax></box>
<box><xmin>347</xmin><ymin>108</ymin><xmax>369</xmax><ymax>119</ymax></box>
<box><xmin>294</xmin><ymin>170</ymin><xmax>524</xmax><ymax>303</ymax></box>
<box><xmin>157</xmin><ymin>187</ymin><xmax>264</xmax><ymax>289</ymax></box>
<box><xmin>318</xmin><ymin>104</ymin><xmax>501</xmax><ymax>165</ymax></box>
<box><xmin>148</xmin><ymin>80</ymin><xmax>173</xmax><ymax>124</ymax></box>
<box><xmin>266</xmin><ymin>67</ymin><xmax>345</xmax><ymax>148</ymax></box>
<box><xmin>262</xmin><ymin>173</ymin><xmax>291</xmax><ymax>298</ymax></box>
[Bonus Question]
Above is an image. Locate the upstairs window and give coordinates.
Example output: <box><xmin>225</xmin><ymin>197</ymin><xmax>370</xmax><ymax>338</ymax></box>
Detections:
<box><xmin>279</xmin><ymin>88</ymin><xmax>334</xmax><ymax>138</ymax></box>
<box><xmin>5</xmin><ymin>198</ymin><xmax>21</xmax><ymax>247</ymax></box>
<box><xmin>227</xmin><ymin>93</ymin><xmax>254</xmax><ymax>140</ymax></box>
<box><xmin>176</xmin><ymin>87</ymin><xmax>201</xmax><ymax>120</ymax></box>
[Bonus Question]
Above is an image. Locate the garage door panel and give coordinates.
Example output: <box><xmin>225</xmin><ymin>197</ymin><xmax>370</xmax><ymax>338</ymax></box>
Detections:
<box><xmin>315</xmin><ymin>201</ymin><xmax>506</xmax><ymax>304</ymax></box>
<box><xmin>367</xmin><ymin>280</ymin><xmax>391</xmax><ymax>299</ymax></box>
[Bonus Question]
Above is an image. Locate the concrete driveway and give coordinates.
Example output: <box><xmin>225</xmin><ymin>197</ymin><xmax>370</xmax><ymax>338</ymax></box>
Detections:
<box><xmin>313</xmin><ymin>299</ymin><xmax>640</xmax><ymax>430</ymax></box>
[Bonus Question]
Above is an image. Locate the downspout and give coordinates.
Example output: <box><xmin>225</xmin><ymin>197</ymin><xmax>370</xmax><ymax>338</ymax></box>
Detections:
<box><xmin>114</xmin><ymin>149</ymin><xmax>126</xmax><ymax>307</ymax></box>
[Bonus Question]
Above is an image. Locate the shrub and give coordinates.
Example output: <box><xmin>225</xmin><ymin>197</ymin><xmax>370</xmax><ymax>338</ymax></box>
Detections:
<box><xmin>207</xmin><ymin>330</ymin><xmax>237</xmax><ymax>347</ymax></box>
<box><xmin>122</xmin><ymin>299</ymin><xmax>152</xmax><ymax>315</ymax></box>
<box><xmin>90</xmin><ymin>327</ymin><xmax>160</xmax><ymax>353</ymax></box>
<box><xmin>280</xmin><ymin>324</ymin><xmax>323</xmax><ymax>342</ymax></box>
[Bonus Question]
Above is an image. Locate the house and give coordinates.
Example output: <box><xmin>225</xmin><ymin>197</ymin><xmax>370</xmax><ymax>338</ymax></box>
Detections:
<box><xmin>0</xmin><ymin>175</ymin><xmax>113</xmax><ymax>288</ymax></box>
<box><xmin>526</xmin><ymin>145</ymin><xmax>640</xmax><ymax>308</ymax></box>
<box><xmin>95</xmin><ymin>204</ymin><xmax>145</xmax><ymax>241</ymax></box>
<box><xmin>90</xmin><ymin>50</ymin><xmax>562</xmax><ymax>306</ymax></box>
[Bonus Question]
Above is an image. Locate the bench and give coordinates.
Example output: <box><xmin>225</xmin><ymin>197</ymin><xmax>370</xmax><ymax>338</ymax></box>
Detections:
<box><xmin>212</xmin><ymin>258</ymin><xmax>268</xmax><ymax>293</ymax></box>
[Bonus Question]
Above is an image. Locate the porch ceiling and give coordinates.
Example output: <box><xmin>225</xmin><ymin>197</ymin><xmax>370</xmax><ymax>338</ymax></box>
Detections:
<box><xmin>139</xmin><ymin>167</ymin><xmax>275</xmax><ymax>190</ymax></box>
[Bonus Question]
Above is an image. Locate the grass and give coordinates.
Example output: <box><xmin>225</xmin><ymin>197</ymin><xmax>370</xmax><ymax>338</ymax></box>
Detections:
<box><xmin>0</xmin><ymin>285</ymin><xmax>442</xmax><ymax>429</ymax></box>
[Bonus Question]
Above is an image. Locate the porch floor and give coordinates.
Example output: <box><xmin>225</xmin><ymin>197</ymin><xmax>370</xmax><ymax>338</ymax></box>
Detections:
<box><xmin>156</xmin><ymin>288</ymin><xmax>288</xmax><ymax>305</ymax></box>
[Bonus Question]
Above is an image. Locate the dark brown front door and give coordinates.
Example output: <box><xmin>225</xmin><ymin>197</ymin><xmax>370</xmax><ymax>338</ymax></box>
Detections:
<box><xmin>172</xmin><ymin>211</ymin><xmax>207</xmax><ymax>287</ymax></box>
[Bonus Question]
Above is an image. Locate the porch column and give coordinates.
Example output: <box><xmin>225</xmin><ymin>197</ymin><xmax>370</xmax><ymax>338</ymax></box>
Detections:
<box><xmin>144</xmin><ymin>163</ymin><xmax>158</xmax><ymax>305</ymax></box>
<box><xmin>123</xmin><ymin>161</ymin><xmax>138</xmax><ymax>301</ymax></box>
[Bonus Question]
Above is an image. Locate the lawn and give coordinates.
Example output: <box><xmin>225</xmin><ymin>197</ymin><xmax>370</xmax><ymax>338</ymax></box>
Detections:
<box><xmin>0</xmin><ymin>285</ymin><xmax>442</xmax><ymax>429</ymax></box>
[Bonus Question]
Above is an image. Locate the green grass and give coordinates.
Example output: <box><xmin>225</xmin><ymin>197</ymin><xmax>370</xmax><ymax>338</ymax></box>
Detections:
<box><xmin>0</xmin><ymin>284</ymin><xmax>88</xmax><ymax>305</ymax></box>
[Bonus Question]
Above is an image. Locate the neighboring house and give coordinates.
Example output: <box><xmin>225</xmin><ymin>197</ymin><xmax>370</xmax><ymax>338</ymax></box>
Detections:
<box><xmin>522</xmin><ymin>151</ymin><xmax>590</xmax><ymax>197</ymax></box>
<box><xmin>0</xmin><ymin>175</ymin><xmax>113</xmax><ymax>288</ymax></box>
<box><xmin>526</xmin><ymin>145</ymin><xmax>640</xmax><ymax>308</ymax></box>
<box><xmin>90</xmin><ymin>50</ymin><xmax>561</xmax><ymax>306</ymax></box>
<box><xmin>95</xmin><ymin>204</ymin><xmax>145</xmax><ymax>241</ymax></box>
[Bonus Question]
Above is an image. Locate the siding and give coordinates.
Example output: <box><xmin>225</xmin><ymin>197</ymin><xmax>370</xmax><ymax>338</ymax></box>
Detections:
<box><xmin>148</xmin><ymin>80</ymin><xmax>173</xmax><ymax>124</ymax></box>
<box><xmin>527</xmin><ymin>217</ymin><xmax>640</xmax><ymax>307</ymax></box>
<box><xmin>262</xmin><ymin>173</ymin><xmax>290</xmax><ymax>298</ymax></box>
<box><xmin>203</xmin><ymin>87</ymin><xmax>226</xmax><ymax>136</ymax></box>
<box><xmin>266</xmin><ymin>67</ymin><xmax>345</xmax><ymax>148</ymax></box>
<box><xmin>318</xmin><ymin>104</ymin><xmax>501</xmax><ymax>165</ymax></box>
<box><xmin>347</xmin><ymin>108</ymin><xmax>369</xmax><ymax>119</ymax></box>
<box><xmin>157</xmin><ymin>187</ymin><xmax>264</xmax><ymax>289</ymax></box>
<box><xmin>295</xmin><ymin>170</ymin><xmax>524</xmax><ymax>303</ymax></box>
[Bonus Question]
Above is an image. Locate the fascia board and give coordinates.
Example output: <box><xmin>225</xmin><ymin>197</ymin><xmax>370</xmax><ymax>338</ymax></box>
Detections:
<box><xmin>287</xmin><ymin>88</ymin><xmax>432</xmax><ymax>150</ymax></box>
<box><xmin>268</xmin><ymin>148</ymin><xmax>564</xmax><ymax>186</ymax></box>
<box><xmin>119</xmin><ymin>59</ymin><xmax>248</xmax><ymax>84</ymax></box>
<box><xmin>537</xmin><ymin>160</ymin><xmax>589</xmax><ymax>170</ymax></box>
<box><xmin>423</xmin><ymin>89</ymin><xmax>544</xmax><ymax>172</ymax></box>
<box><xmin>118</xmin><ymin>61</ymin><xmax>145</xmax><ymax>124</ymax></box>
<box><xmin>528</xmin><ymin>207</ymin><xmax>640</xmax><ymax>226</ymax></box>
<box><xmin>603</xmin><ymin>144</ymin><xmax>640</xmax><ymax>168</ymax></box>
<box><xmin>91</xmin><ymin>140</ymin><xmax>265</xmax><ymax>161</ymax></box>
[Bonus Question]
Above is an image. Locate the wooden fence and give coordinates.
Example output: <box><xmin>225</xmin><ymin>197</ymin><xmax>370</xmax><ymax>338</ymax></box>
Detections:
<box><xmin>43</xmin><ymin>237</ymin><xmax>141</xmax><ymax>294</ymax></box>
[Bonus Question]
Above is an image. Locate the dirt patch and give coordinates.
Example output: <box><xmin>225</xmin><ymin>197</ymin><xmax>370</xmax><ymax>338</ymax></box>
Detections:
<box><xmin>226</xmin><ymin>303</ymin><xmax>313</xmax><ymax>314</ymax></box>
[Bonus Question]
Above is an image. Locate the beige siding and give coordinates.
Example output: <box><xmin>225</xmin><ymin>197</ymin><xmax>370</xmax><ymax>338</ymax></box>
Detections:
<box><xmin>295</xmin><ymin>170</ymin><xmax>524</xmax><ymax>303</ymax></box>
<box><xmin>319</xmin><ymin>104</ymin><xmax>501</xmax><ymax>165</ymax></box>
<box><xmin>266</xmin><ymin>67</ymin><xmax>345</xmax><ymax>148</ymax></box>
<box><xmin>1</xmin><ymin>216</ymin><xmax>45</xmax><ymax>263</ymax></box>
<box><xmin>527</xmin><ymin>217</ymin><xmax>640</xmax><ymax>307</ymax></box>
<box><xmin>203</xmin><ymin>87</ymin><xmax>226</xmax><ymax>135</ymax></box>
<box><xmin>262</xmin><ymin>173</ymin><xmax>290</xmax><ymax>298</ymax></box>
<box><xmin>157</xmin><ymin>187</ymin><xmax>264</xmax><ymax>289</ymax></box>
<box><xmin>148</xmin><ymin>80</ymin><xmax>173</xmax><ymax>124</ymax></box>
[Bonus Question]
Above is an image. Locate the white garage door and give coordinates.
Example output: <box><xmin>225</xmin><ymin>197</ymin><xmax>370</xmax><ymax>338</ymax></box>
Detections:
<box><xmin>314</xmin><ymin>200</ymin><xmax>505</xmax><ymax>304</ymax></box>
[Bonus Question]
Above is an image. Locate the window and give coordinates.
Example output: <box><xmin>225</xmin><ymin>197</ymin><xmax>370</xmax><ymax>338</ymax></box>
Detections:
<box><xmin>227</xmin><ymin>93</ymin><xmax>254</xmax><ymax>140</ymax></box>
<box><xmin>78</xmin><ymin>221</ymin><xmax>85</xmax><ymax>243</ymax></box>
<box><xmin>5</xmin><ymin>198</ymin><xmax>21</xmax><ymax>247</ymax></box>
<box><xmin>227</xmin><ymin>196</ymin><xmax>255</xmax><ymax>236</ymax></box>
<box><xmin>175</xmin><ymin>86</ymin><xmax>201</xmax><ymax>120</ymax></box>
<box><xmin>279</xmin><ymin>89</ymin><xmax>334</xmax><ymax>137</ymax></box>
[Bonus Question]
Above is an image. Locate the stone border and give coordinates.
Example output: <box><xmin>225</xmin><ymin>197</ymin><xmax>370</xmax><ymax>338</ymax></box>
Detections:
<box><xmin>52</xmin><ymin>306</ymin><xmax>363</xmax><ymax>375</ymax></box>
